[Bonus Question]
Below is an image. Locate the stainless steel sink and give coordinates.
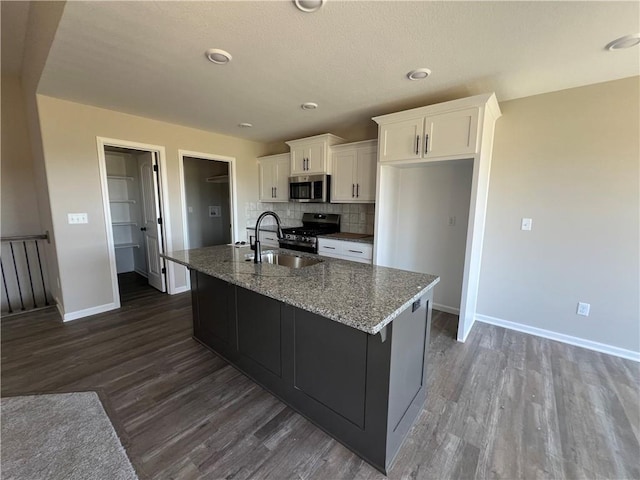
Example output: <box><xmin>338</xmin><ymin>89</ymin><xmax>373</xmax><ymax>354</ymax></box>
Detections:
<box><xmin>245</xmin><ymin>252</ymin><xmax>322</xmax><ymax>268</ymax></box>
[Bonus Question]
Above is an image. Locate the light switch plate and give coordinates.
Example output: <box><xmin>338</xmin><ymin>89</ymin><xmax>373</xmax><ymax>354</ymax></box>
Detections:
<box><xmin>521</xmin><ymin>218</ymin><xmax>532</xmax><ymax>231</ymax></box>
<box><xmin>68</xmin><ymin>213</ymin><xmax>88</xmax><ymax>224</ymax></box>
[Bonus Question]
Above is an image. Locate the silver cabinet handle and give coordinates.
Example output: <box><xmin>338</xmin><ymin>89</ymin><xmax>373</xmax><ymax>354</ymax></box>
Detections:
<box><xmin>424</xmin><ymin>134</ymin><xmax>429</xmax><ymax>154</ymax></box>
<box><xmin>274</xmin><ymin>187</ymin><xmax>277</xmax><ymax>198</ymax></box>
<box><xmin>348</xmin><ymin>249</ymin><xmax>364</xmax><ymax>254</ymax></box>
<box><xmin>352</xmin><ymin>184</ymin><xmax>355</xmax><ymax>197</ymax></box>
<box><xmin>415</xmin><ymin>135</ymin><xmax>419</xmax><ymax>155</ymax></box>
<box><xmin>356</xmin><ymin>184</ymin><xmax>359</xmax><ymax>197</ymax></box>
<box><xmin>323</xmin><ymin>246</ymin><xmax>336</xmax><ymax>250</ymax></box>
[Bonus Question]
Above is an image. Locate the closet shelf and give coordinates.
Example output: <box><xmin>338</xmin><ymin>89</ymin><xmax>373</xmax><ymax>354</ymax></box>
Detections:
<box><xmin>112</xmin><ymin>222</ymin><xmax>138</xmax><ymax>226</ymax></box>
<box><xmin>110</xmin><ymin>199</ymin><xmax>136</xmax><ymax>204</ymax></box>
<box><xmin>108</xmin><ymin>175</ymin><xmax>134</xmax><ymax>181</ymax></box>
<box><xmin>114</xmin><ymin>243</ymin><xmax>140</xmax><ymax>249</ymax></box>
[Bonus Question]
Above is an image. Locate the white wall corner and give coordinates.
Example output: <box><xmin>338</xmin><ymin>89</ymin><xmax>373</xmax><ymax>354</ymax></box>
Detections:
<box><xmin>476</xmin><ymin>314</ymin><xmax>640</xmax><ymax>363</ymax></box>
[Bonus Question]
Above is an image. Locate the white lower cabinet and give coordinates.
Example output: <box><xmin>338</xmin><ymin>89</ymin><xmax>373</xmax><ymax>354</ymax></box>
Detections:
<box><xmin>317</xmin><ymin>238</ymin><xmax>373</xmax><ymax>264</ymax></box>
<box><xmin>247</xmin><ymin>228</ymin><xmax>279</xmax><ymax>248</ymax></box>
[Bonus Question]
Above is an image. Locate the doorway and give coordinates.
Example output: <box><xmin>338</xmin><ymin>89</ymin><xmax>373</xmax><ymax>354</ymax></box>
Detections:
<box><xmin>98</xmin><ymin>140</ymin><xmax>169</xmax><ymax>307</ymax></box>
<box><xmin>183</xmin><ymin>156</ymin><xmax>231</xmax><ymax>247</ymax></box>
<box><xmin>178</xmin><ymin>150</ymin><xmax>238</xmax><ymax>248</ymax></box>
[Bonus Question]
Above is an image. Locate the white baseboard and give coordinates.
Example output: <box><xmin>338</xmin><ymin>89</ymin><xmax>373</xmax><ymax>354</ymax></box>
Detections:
<box><xmin>433</xmin><ymin>303</ymin><xmax>460</xmax><ymax>315</ymax></box>
<box><xmin>476</xmin><ymin>314</ymin><xmax>640</xmax><ymax>362</ymax></box>
<box><xmin>63</xmin><ymin>302</ymin><xmax>119</xmax><ymax>322</ymax></box>
<box><xmin>170</xmin><ymin>285</ymin><xmax>189</xmax><ymax>295</ymax></box>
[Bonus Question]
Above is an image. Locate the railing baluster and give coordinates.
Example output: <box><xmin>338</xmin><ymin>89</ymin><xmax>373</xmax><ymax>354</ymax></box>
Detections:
<box><xmin>9</xmin><ymin>242</ymin><xmax>25</xmax><ymax>311</ymax></box>
<box><xmin>35</xmin><ymin>241</ymin><xmax>50</xmax><ymax>306</ymax></box>
<box><xmin>23</xmin><ymin>241</ymin><xmax>38</xmax><ymax>308</ymax></box>
<box><xmin>1</xmin><ymin>259</ymin><xmax>13</xmax><ymax>314</ymax></box>
<box><xmin>1</xmin><ymin>233</ymin><xmax>51</xmax><ymax>316</ymax></box>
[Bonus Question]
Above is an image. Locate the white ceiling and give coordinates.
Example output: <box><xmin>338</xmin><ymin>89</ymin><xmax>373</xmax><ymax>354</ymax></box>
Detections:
<box><xmin>34</xmin><ymin>1</ymin><xmax>640</xmax><ymax>143</ymax></box>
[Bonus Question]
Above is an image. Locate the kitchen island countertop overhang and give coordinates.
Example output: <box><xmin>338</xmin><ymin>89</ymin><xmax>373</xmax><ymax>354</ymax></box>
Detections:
<box><xmin>162</xmin><ymin>245</ymin><xmax>439</xmax><ymax>335</ymax></box>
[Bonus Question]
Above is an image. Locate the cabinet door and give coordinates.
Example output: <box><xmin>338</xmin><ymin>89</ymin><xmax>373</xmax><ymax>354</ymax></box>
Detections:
<box><xmin>331</xmin><ymin>149</ymin><xmax>357</xmax><ymax>202</ymax></box>
<box><xmin>379</xmin><ymin>117</ymin><xmax>424</xmax><ymax>162</ymax></box>
<box><xmin>237</xmin><ymin>287</ymin><xmax>282</xmax><ymax>377</ymax></box>
<box><xmin>354</xmin><ymin>146</ymin><xmax>377</xmax><ymax>202</ymax></box>
<box><xmin>193</xmin><ymin>272</ymin><xmax>233</xmax><ymax>350</ymax></box>
<box><xmin>259</xmin><ymin>160</ymin><xmax>276</xmax><ymax>201</ymax></box>
<box><xmin>306</xmin><ymin>141</ymin><xmax>326</xmax><ymax>174</ymax></box>
<box><xmin>290</xmin><ymin>146</ymin><xmax>307</xmax><ymax>175</ymax></box>
<box><xmin>273</xmin><ymin>155</ymin><xmax>290</xmax><ymax>202</ymax></box>
<box><xmin>424</xmin><ymin>107</ymin><xmax>479</xmax><ymax>159</ymax></box>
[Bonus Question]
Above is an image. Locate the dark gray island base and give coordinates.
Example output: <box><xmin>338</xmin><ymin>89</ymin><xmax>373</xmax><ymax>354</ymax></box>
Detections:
<box><xmin>164</xmin><ymin>246</ymin><xmax>439</xmax><ymax>474</ymax></box>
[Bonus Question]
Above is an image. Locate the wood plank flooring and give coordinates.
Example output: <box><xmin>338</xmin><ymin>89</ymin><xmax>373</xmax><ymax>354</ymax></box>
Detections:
<box><xmin>2</xmin><ymin>277</ymin><xmax>638</xmax><ymax>479</ymax></box>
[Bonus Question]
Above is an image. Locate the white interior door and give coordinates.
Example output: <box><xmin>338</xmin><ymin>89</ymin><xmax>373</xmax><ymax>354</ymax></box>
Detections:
<box><xmin>140</xmin><ymin>152</ymin><xmax>166</xmax><ymax>292</ymax></box>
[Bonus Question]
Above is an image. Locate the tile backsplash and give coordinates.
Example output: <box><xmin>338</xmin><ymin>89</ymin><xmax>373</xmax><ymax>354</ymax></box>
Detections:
<box><xmin>245</xmin><ymin>202</ymin><xmax>375</xmax><ymax>235</ymax></box>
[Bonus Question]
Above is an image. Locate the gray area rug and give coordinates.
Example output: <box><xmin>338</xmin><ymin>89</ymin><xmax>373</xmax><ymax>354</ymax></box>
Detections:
<box><xmin>1</xmin><ymin>392</ymin><xmax>138</xmax><ymax>480</ymax></box>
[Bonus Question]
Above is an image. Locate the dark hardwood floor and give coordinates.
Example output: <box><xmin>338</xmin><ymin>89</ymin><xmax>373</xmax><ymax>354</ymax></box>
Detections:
<box><xmin>2</xmin><ymin>277</ymin><xmax>638</xmax><ymax>479</ymax></box>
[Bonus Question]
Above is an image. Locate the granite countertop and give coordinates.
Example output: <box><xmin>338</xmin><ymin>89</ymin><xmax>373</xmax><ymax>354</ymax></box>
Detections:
<box><xmin>162</xmin><ymin>245</ymin><xmax>439</xmax><ymax>335</ymax></box>
<box><xmin>317</xmin><ymin>232</ymin><xmax>374</xmax><ymax>244</ymax></box>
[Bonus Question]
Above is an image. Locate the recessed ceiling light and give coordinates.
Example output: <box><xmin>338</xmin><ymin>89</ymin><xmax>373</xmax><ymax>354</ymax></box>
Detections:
<box><xmin>294</xmin><ymin>0</ymin><xmax>325</xmax><ymax>13</ymax></box>
<box><xmin>301</xmin><ymin>102</ymin><xmax>318</xmax><ymax>110</ymax></box>
<box><xmin>605</xmin><ymin>33</ymin><xmax>640</xmax><ymax>50</ymax></box>
<box><xmin>205</xmin><ymin>48</ymin><xmax>232</xmax><ymax>64</ymax></box>
<box><xmin>407</xmin><ymin>68</ymin><xmax>432</xmax><ymax>81</ymax></box>
<box><xmin>238</xmin><ymin>122</ymin><xmax>253</xmax><ymax>128</ymax></box>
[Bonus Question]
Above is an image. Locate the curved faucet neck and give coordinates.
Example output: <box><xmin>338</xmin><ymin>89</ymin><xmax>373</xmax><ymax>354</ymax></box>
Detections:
<box><xmin>254</xmin><ymin>211</ymin><xmax>283</xmax><ymax>263</ymax></box>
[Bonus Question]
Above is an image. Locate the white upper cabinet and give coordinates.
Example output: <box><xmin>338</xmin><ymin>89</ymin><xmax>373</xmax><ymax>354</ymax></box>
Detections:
<box><xmin>286</xmin><ymin>134</ymin><xmax>345</xmax><ymax>175</ymax></box>
<box><xmin>378</xmin><ymin>117</ymin><xmax>425</xmax><ymax>162</ymax></box>
<box><xmin>331</xmin><ymin>140</ymin><xmax>377</xmax><ymax>203</ymax></box>
<box><xmin>376</xmin><ymin>104</ymin><xmax>480</xmax><ymax>163</ymax></box>
<box><xmin>258</xmin><ymin>153</ymin><xmax>290</xmax><ymax>202</ymax></box>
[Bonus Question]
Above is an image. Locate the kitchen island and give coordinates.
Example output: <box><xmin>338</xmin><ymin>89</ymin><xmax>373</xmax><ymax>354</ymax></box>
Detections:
<box><xmin>163</xmin><ymin>245</ymin><xmax>439</xmax><ymax>474</ymax></box>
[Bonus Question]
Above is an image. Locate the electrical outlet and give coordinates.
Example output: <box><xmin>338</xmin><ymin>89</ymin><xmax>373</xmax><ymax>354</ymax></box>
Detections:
<box><xmin>448</xmin><ymin>216</ymin><xmax>456</xmax><ymax>226</ymax></box>
<box><xmin>521</xmin><ymin>218</ymin><xmax>532</xmax><ymax>231</ymax></box>
<box><xmin>577</xmin><ymin>302</ymin><xmax>590</xmax><ymax>316</ymax></box>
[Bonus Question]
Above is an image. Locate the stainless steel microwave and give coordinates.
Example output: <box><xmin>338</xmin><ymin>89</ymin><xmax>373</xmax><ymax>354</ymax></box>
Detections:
<box><xmin>289</xmin><ymin>174</ymin><xmax>330</xmax><ymax>203</ymax></box>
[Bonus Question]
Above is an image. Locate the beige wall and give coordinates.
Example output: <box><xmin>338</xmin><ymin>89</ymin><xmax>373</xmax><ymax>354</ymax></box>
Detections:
<box><xmin>36</xmin><ymin>94</ymin><xmax>269</xmax><ymax>316</ymax></box>
<box><xmin>478</xmin><ymin>76</ymin><xmax>640</xmax><ymax>353</ymax></box>
<box><xmin>1</xmin><ymin>74</ymin><xmax>42</xmax><ymax>235</ymax></box>
<box><xmin>20</xmin><ymin>1</ymin><xmax>66</xmax><ymax>305</ymax></box>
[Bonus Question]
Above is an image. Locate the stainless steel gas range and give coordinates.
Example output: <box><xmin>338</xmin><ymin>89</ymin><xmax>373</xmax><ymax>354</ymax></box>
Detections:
<box><xmin>278</xmin><ymin>213</ymin><xmax>340</xmax><ymax>254</ymax></box>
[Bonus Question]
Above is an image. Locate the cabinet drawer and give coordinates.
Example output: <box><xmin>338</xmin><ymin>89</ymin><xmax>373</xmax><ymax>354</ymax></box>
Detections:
<box><xmin>342</xmin><ymin>243</ymin><xmax>373</xmax><ymax>261</ymax></box>
<box><xmin>317</xmin><ymin>238</ymin><xmax>345</xmax><ymax>254</ymax></box>
<box><xmin>247</xmin><ymin>229</ymin><xmax>280</xmax><ymax>247</ymax></box>
<box><xmin>318</xmin><ymin>238</ymin><xmax>373</xmax><ymax>263</ymax></box>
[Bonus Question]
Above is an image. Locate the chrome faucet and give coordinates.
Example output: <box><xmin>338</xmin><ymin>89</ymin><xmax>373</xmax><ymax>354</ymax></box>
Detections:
<box><xmin>253</xmin><ymin>211</ymin><xmax>283</xmax><ymax>263</ymax></box>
